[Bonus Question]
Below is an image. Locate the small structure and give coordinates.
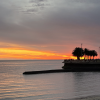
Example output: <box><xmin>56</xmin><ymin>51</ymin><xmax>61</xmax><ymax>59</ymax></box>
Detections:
<box><xmin>62</xmin><ymin>59</ymin><xmax>100</xmax><ymax>71</ymax></box>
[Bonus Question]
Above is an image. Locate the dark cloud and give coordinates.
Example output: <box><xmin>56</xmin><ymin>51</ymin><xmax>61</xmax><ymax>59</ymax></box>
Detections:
<box><xmin>30</xmin><ymin>0</ymin><xmax>47</xmax><ymax>3</ymax></box>
<box><xmin>26</xmin><ymin>8</ymin><xmax>38</xmax><ymax>12</ymax></box>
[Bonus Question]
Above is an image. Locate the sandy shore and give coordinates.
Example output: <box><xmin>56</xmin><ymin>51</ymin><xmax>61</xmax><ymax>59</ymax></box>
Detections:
<box><xmin>61</xmin><ymin>95</ymin><xmax>100</xmax><ymax>100</ymax></box>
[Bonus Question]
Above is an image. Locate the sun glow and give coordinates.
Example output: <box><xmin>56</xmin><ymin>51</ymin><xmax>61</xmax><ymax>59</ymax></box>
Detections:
<box><xmin>0</xmin><ymin>42</ymin><xmax>77</xmax><ymax>60</ymax></box>
<box><xmin>0</xmin><ymin>47</ymin><xmax>70</xmax><ymax>60</ymax></box>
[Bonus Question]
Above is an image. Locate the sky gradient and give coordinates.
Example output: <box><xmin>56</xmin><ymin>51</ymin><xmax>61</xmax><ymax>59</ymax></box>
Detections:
<box><xmin>0</xmin><ymin>0</ymin><xmax>100</xmax><ymax>59</ymax></box>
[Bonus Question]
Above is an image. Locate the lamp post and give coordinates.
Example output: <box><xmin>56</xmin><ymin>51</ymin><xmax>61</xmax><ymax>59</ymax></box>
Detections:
<box><xmin>81</xmin><ymin>43</ymin><xmax>82</xmax><ymax>59</ymax></box>
<box><xmin>81</xmin><ymin>43</ymin><xmax>82</xmax><ymax>48</ymax></box>
<box><xmin>99</xmin><ymin>47</ymin><xmax>100</xmax><ymax>59</ymax></box>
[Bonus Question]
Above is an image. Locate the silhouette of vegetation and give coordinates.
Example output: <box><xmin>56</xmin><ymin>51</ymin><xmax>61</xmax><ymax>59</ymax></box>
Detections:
<box><xmin>84</xmin><ymin>48</ymin><xmax>90</xmax><ymax>59</ymax></box>
<box><xmin>90</xmin><ymin>50</ymin><xmax>98</xmax><ymax>59</ymax></box>
<box><xmin>72</xmin><ymin>47</ymin><xmax>84</xmax><ymax>60</ymax></box>
<box><xmin>72</xmin><ymin>47</ymin><xmax>98</xmax><ymax>60</ymax></box>
<box><xmin>84</xmin><ymin>48</ymin><xmax>98</xmax><ymax>59</ymax></box>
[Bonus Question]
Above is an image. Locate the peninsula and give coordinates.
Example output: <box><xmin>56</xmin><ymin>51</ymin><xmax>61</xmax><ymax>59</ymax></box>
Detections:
<box><xmin>23</xmin><ymin>47</ymin><xmax>100</xmax><ymax>75</ymax></box>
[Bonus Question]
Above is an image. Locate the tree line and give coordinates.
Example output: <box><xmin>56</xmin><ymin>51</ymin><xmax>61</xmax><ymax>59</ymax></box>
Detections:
<box><xmin>72</xmin><ymin>47</ymin><xmax>98</xmax><ymax>60</ymax></box>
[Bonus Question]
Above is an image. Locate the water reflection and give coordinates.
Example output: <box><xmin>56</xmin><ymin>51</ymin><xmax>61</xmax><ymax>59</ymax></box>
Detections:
<box><xmin>1</xmin><ymin>60</ymin><xmax>100</xmax><ymax>100</ymax></box>
<box><xmin>73</xmin><ymin>72</ymin><xmax>100</xmax><ymax>97</ymax></box>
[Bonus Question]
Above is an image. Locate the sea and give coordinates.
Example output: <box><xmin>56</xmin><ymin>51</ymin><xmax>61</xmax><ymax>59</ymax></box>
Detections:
<box><xmin>0</xmin><ymin>60</ymin><xmax>100</xmax><ymax>100</ymax></box>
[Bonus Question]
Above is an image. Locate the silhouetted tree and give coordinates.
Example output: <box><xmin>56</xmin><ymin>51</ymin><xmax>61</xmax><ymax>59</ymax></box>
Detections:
<box><xmin>91</xmin><ymin>50</ymin><xmax>98</xmax><ymax>59</ymax></box>
<box><xmin>72</xmin><ymin>47</ymin><xmax>84</xmax><ymax>60</ymax></box>
<box><xmin>84</xmin><ymin>48</ymin><xmax>98</xmax><ymax>59</ymax></box>
<box><xmin>84</xmin><ymin>48</ymin><xmax>90</xmax><ymax>59</ymax></box>
<box><xmin>89</xmin><ymin>50</ymin><xmax>93</xmax><ymax>59</ymax></box>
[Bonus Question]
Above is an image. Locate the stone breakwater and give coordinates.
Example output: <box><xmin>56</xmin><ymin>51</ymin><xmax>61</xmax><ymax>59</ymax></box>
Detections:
<box><xmin>23</xmin><ymin>68</ymin><xmax>100</xmax><ymax>75</ymax></box>
<box><xmin>23</xmin><ymin>69</ymin><xmax>67</xmax><ymax>75</ymax></box>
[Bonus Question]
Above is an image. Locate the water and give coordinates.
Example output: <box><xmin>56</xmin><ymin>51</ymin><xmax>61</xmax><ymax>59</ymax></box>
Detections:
<box><xmin>0</xmin><ymin>60</ymin><xmax>100</xmax><ymax>100</ymax></box>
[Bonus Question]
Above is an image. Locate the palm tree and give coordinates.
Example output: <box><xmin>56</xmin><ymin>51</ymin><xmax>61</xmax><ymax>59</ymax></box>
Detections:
<box><xmin>84</xmin><ymin>48</ymin><xmax>98</xmax><ymax>59</ymax></box>
<box><xmin>91</xmin><ymin>50</ymin><xmax>98</xmax><ymax>59</ymax></box>
<box><xmin>89</xmin><ymin>50</ymin><xmax>93</xmax><ymax>59</ymax></box>
<box><xmin>84</xmin><ymin>48</ymin><xmax>89</xmax><ymax>59</ymax></box>
<box><xmin>72</xmin><ymin>47</ymin><xmax>84</xmax><ymax>60</ymax></box>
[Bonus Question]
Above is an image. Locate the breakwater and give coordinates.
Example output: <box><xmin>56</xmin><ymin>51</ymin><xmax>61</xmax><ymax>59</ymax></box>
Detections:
<box><xmin>23</xmin><ymin>68</ymin><xmax>100</xmax><ymax>75</ymax></box>
<box><xmin>23</xmin><ymin>69</ymin><xmax>67</xmax><ymax>75</ymax></box>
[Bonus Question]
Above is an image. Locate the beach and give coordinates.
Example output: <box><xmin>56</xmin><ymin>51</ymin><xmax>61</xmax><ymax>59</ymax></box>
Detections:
<box><xmin>64</xmin><ymin>95</ymin><xmax>100</xmax><ymax>100</ymax></box>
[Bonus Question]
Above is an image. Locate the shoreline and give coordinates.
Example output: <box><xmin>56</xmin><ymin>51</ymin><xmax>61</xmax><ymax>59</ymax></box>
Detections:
<box><xmin>64</xmin><ymin>95</ymin><xmax>100</xmax><ymax>100</ymax></box>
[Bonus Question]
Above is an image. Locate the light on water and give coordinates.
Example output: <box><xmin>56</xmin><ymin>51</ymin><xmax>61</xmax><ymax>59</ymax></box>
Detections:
<box><xmin>0</xmin><ymin>60</ymin><xmax>100</xmax><ymax>100</ymax></box>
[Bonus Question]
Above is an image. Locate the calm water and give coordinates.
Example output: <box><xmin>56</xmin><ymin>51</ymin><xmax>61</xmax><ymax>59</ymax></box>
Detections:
<box><xmin>0</xmin><ymin>60</ymin><xmax>100</xmax><ymax>100</ymax></box>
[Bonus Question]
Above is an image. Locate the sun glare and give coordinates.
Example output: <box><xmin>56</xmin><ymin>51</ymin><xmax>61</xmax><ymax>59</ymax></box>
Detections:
<box><xmin>0</xmin><ymin>42</ymin><xmax>78</xmax><ymax>60</ymax></box>
<box><xmin>0</xmin><ymin>47</ymin><xmax>70</xmax><ymax>60</ymax></box>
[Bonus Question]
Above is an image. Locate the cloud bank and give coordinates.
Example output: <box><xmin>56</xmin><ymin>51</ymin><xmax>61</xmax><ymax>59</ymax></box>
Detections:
<box><xmin>0</xmin><ymin>0</ymin><xmax>100</xmax><ymax>56</ymax></box>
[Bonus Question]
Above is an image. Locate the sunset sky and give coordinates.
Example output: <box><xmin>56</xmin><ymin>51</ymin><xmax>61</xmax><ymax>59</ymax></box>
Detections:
<box><xmin>0</xmin><ymin>0</ymin><xmax>100</xmax><ymax>60</ymax></box>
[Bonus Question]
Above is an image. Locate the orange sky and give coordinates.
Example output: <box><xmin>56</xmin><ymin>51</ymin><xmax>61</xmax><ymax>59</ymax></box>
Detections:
<box><xmin>0</xmin><ymin>47</ymin><xmax>70</xmax><ymax>60</ymax></box>
<box><xmin>0</xmin><ymin>0</ymin><xmax>100</xmax><ymax>60</ymax></box>
<box><xmin>0</xmin><ymin>42</ymin><xmax>72</xmax><ymax>60</ymax></box>
<box><xmin>0</xmin><ymin>42</ymin><xmax>98</xmax><ymax>60</ymax></box>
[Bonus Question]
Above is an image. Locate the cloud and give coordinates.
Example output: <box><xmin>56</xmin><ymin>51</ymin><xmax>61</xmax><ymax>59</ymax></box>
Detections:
<box><xmin>0</xmin><ymin>0</ymin><xmax>100</xmax><ymax>55</ymax></box>
<box><xmin>30</xmin><ymin>0</ymin><xmax>46</xmax><ymax>3</ymax></box>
